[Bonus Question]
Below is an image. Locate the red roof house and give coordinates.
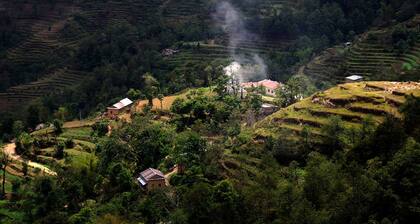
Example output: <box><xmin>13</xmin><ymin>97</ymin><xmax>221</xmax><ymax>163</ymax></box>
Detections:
<box><xmin>240</xmin><ymin>79</ymin><xmax>282</xmax><ymax>96</ymax></box>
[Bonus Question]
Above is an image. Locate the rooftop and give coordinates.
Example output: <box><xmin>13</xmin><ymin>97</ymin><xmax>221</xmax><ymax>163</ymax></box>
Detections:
<box><xmin>346</xmin><ymin>75</ymin><xmax>363</xmax><ymax>81</ymax></box>
<box><xmin>137</xmin><ymin>168</ymin><xmax>165</xmax><ymax>186</ymax></box>
<box><xmin>111</xmin><ymin>98</ymin><xmax>133</xmax><ymax>109</ymax></box>
<box><xmin>241</xmin><ymin>79</ymin><xmax>281</xmax><ymax>89</ymax></box>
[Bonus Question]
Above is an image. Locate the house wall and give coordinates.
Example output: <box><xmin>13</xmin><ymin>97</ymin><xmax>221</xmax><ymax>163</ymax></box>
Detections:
<box><xmin>265</xmin><ymin>88</ymin><xmax>276</xmax><ymax>96</ymax></box>
<box><xmin>107</xmin><ymin>108</ymin><xmax>120</xmax><ymax>118</ymax></box>
<box><xmin>146</xmin><ymin>179</ymin><xmax>166</xmax><ymax>191</ymax></box>
<box><xmin>345</xmin><ymin>79</ymin><xmax>363</xmax><ymax>83</ymax></box>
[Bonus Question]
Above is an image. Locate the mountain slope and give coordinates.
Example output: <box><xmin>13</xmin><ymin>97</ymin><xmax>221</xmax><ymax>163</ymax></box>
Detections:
<box><xmin>303</xmin><ymin>14</ymin><xmax>420</xmax><ymax>87</ymax></box>
<box><xmin>256</xmin><ymin>81</ymin><xmax>420</xmax><ymax>141</ymax></box>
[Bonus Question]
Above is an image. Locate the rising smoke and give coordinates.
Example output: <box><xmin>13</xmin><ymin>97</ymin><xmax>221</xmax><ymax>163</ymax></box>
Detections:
<box><xmin>213</xmin><ymin>1</ymin><xmax>267</xmax><ymax>83</ymax></box>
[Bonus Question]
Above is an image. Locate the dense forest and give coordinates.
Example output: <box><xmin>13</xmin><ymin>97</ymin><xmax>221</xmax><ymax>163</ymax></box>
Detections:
<box><xmin>0</xmin><ymin>0</ymin><xmax>419</xmax><ymax>223</ymax></box>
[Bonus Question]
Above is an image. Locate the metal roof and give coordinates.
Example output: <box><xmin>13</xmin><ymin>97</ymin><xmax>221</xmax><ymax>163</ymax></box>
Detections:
<box><xmin>139</xmin><ymin>168</ymin><xmax>165</xmax><ymax>181</ymax></box>
<box><xmin>346</xmin><ymin>75</ymin><xmax>363</xmax><ymax>81</ymax></box>
<box><xmin>137</xmin><ymin>177</ymin><xmax>147</xmax><ymax>186</ymax></box>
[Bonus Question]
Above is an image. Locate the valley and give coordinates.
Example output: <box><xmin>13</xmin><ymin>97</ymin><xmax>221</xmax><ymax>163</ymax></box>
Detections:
<box><xmin>0</xmin><ymin>0</ymin><xmax>419</xmax><ymax>223</ymax></box>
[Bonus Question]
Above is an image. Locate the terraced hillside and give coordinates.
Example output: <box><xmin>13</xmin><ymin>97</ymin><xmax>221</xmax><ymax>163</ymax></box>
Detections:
<box><xmin>161</xmin><ymin>0</ymin><xmax>209</xmax><ymax>24</ymax></box>
<box><xmin>166</xmin><ymin>38</ymin><xmax>293</xmax><ymax>71</ymax></box>
<box><xmin>1</xmin><ymin>120</ymin><xmax>98</xmax><ymax>195</ymax></box>
<box><xmin>303</xmin><ymin>15</ymin><xmax>420</xmax><ymax>86</ymax></box>
<box><xmin>233</xmin><ymin>0</ymin><xmax>297</xmax><ymax>18</ymax></box>
<box><xmin>300</xmin><ymin>47</ymin><xmax>347</xmax><ymax>87</ymax></box>
<box><xmin>256</xmin><ymin>81</ymin><xmax>420</xmax><ymax>141</ymax></box>
<box><xmin>163</xmin><ymin>0</ymin><xmax>297</xmax><ymax>71</ymax></box>
<box><xmin>77</xmin><ymin>0</ymin><xmax>164</xmax><ymax>27</ymax></box>
<box><xmin>346</xmin><ymin>31</ymin><xmax>418</xmax><ymax>78</ymax></box>
<box><xmin>0</xmin><ymin>69</ymin><xmax>86</xmax><ymax>111</ymax></box>
<box><xmin>0</xmin><ymin>0</ymin><xmax>165</xmax><ymax>111</ymax></box>
<box><xmin>0</xmin><ymin>0</ymin><xmax>299</xmax><ymax>112</ymax></box>
<box><xmin>5</xmin><ymin>2</ymin><xmax>79</xmax><ymax>68</ymax></box>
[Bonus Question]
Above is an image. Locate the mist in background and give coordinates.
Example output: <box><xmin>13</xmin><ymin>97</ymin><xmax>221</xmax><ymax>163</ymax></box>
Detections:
<box><xmin>213</xmin><ymin>1</ymin><xmax>267</xmax><ymax>83</ymax></box>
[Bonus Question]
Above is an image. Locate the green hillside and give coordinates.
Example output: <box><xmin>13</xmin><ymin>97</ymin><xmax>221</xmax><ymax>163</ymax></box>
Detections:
<box><xmin>304</xmin><ymin>15</ymin><xmax>420</xmax><ymax>87</ymax></box>
<box><xmin>256</xmin><ymin>81</ymin><xmax>420</xmax><ymax>141</ymax></box>
<box><xmin>1</xmin><ymin>1</ymin><xmax>420</xmax><ymax>222</ymax></box>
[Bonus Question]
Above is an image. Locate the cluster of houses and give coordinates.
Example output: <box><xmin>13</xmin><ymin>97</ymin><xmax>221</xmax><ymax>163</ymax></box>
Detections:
<box><xmin>105</xmin><ymin>75</ymin><xmax>363</xmax><ymax>119</ymax></box>
<box><xmin>104</xmin><ymin>75</ymin><xmax>365</xmax><ymax>191</ymax></box>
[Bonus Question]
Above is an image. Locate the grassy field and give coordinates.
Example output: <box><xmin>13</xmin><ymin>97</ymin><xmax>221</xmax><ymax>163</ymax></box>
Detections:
<box><xmin>60</xmin><ymin>127</ymin><xmax>93</xmax><ymax>142</ymax></box>
<box><xmin>135</xmin><ymin>88</ymin><xmax>212</xmax><ymax>112</ymax></box>
<box><xmin>256</xmin><ymin>81</ymin><xmax>420</xmax><ymax>141</ymax></box>
<box><xmin>31</xmin><ymin>119</ymin><xmax>95</xmax><ymax>137</ymax></box>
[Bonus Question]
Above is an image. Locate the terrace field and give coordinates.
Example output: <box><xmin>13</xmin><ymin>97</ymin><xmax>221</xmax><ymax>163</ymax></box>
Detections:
<box><xmin>303</xmin><ymin>14</ymin><xmax>420</xmax><ymax>87</ymax></box>
<box><xmin>1</xmin><ymin>120</ymin><xmax>98</xmax><ymax>197</ymax></box>
<box><xmin>256</xmin><ymin>81</ymin><xmax>420</xmax><ymax>141</ymax></box>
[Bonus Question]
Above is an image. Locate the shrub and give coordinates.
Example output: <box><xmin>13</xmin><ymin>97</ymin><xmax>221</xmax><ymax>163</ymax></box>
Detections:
<box><xmin>92</xmin><ymin>121</ymin><xmax>109</xmax><ymax>137</ymax></box>
<box><xmin>65</xmin><ymin>138</ymin><xmax>75</xmax><ymax>148</ymax></box>
<box><xmin>54</xmin><ymin>142</ymin><xmax>65</xmax><ymax>159</ymax></box>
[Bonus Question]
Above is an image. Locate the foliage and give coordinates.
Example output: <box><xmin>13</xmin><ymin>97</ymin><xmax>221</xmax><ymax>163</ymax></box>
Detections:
<box><xmin>91</xmin><ymin>121</ymin><xmax>109</xmax><ymax>138</ymax></box>
<box><xmin>54</xmin><ymin>142</ymin><xmax>65</xmax><ymax>159</ymax></box>
<box><xmin>276</xmin><ymin>75</ymin><xmax>317</xmax><ymax>107</ymax></box>
<box><xmin>1</xmin><ymin>1</ymin><xmax>420</xmax><ymax>224</ymax></box>
<box><xmin>53</xmin><ymin>119</ymin><xmax>63</xmax><ymax>137</ymax></box>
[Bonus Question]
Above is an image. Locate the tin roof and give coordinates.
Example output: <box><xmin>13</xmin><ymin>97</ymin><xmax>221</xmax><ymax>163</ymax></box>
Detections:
<box><xmin>346</xmin><ymin>75</ymin><xmax>363</xmax><ymax>81</ymax></box>
<box><xmin>140</xmin><ymin>168</ymin><xmax>165</xmax><ymax>181</ymax></box>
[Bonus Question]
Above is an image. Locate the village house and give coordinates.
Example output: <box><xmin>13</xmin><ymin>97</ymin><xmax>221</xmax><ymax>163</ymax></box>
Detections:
<box><xmin>106</xmin><ymin>98</ymin><xmax>133</xmax><ymax>119</ymax></box>
<box><xmin>137</xmin><ymin>168</ymin><xmax>166</xmax><ymax>191</ymax></box>
<box><xmin>240</xmin><ymin>79</ymin><xmax>282</xmax><ymax>97</ymax></box>
<box><xmin>345</xmin><ymin>75</ymin><xmax>363</xmax><ymax>83</ymax></box>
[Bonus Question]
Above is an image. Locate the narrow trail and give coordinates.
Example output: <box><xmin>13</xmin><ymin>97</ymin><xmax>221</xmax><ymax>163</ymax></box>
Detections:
<box><xmin>164</xmin><ymin>167</ymin><xmax>179</xmax><ymax>186</ymax></box>
<box><xmin>2</xmin><ymin>143</ymin><xmax>57</xmax><ymax>176</ymax></box>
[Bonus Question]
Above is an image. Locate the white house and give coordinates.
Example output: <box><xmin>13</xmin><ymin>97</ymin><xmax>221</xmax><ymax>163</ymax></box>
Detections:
<box><xmin>345</xmin><ymin>75</ymin><xmax>363</xmax><ymax>82</ymax></box>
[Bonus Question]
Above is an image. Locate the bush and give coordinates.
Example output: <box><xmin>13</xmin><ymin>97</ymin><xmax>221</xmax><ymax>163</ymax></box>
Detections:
<box><xmin>65</xmin><ymin>138</ymin><xmax>75</xmax><ymax>148</ymax></box>
<box><xmin>92</xmin><ymin>121</ymin><xmax>109</xmax><ymax>137</ymax></box>
<box><xmin>54</xmin><ymin>142</ymin><xmax>65</xmax><ymax>159</ymax></box>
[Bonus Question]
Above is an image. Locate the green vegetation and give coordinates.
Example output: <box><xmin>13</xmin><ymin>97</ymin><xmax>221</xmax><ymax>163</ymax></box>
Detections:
<box><xmin>0</xmin><ymin>0</ymin><xmax>420</xmax><ymax>223</ymax></box>
<box><xmin>304</xmin><ymin>16</ymin><xmax>420</xmax><ymax>88</ymax></box>
<box><xmin>258</xmin><ymin>82</ymin><xmax>420</xmax><ymax>148</ymax></box>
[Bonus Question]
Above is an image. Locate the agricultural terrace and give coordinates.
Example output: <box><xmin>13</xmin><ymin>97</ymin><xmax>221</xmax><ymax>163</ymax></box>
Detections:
<box><xmin>256</xmin><ymin>81</ymin><xmax>420</xmax><ymax>141</ymax></box>
<box><xmin>135</xmin><ymin>88</ymin><xmax>213</xmax><ymax>112</ymax></box>
<box><xmin>1</xmin><ymin>119</ymin><xmax>98</xmax><ymax>196</ymax></box>
<box><xmin>304</xmin><ymin>15</ymin><xmax>420</xmax><ymax>87</ymax></box>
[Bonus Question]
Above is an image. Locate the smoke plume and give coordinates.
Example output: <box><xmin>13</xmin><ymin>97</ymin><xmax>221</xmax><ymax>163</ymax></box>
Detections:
<box><xmin>214</xmin><ymin>1</ymin><xmax>267</xmax><ymax>83</ymax></box>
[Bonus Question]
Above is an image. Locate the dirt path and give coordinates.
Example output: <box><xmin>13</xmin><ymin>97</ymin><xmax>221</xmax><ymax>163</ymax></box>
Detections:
<box><xmin>2</xmin><ymin>143</ymin><xmax>57</xmax><ymax>176</ymax></box>
<box><xmin>164</xmin><ymin>167</ymin><xmax>179</xmax><ymax>186</ymax></box>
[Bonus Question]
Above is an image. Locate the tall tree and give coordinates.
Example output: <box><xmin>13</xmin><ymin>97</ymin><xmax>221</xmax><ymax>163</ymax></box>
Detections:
<box><xmin>0</xmin><ymin>150</ymin><xmax>11</xmax><ymax>197</ymax></box>
<box><xmin>158</xmin><ymin>94</ymin><xmax>164</xmax><ymax>112</ymax></box>
<box><xmin>143</xmin><ymin>73</ymin><xmax>159</xmax><ymax>106</ymax></box>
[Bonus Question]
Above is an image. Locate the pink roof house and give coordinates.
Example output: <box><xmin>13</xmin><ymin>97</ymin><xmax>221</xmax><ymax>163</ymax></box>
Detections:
<box><xmin>240</xmin><ymin>79</ymin><xmax>282</xmax><ymax>96</ymax></box>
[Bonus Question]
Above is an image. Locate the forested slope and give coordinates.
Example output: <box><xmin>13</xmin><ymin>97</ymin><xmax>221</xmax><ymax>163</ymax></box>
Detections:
<box><xmin>1</xmin><ymin>0</ymin><xmax>418</xmax><ymax>115</ymax></box>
